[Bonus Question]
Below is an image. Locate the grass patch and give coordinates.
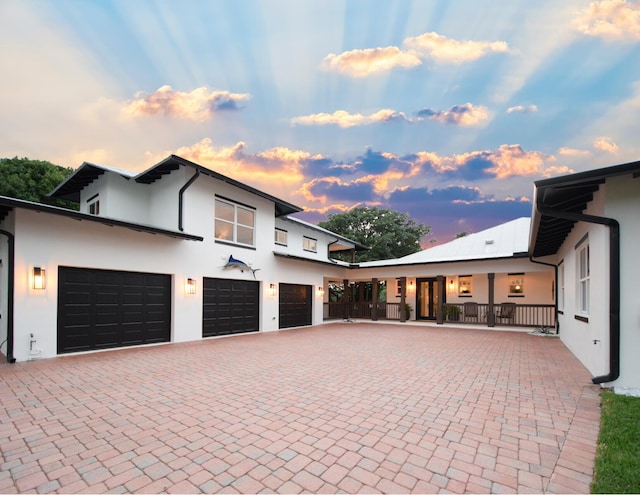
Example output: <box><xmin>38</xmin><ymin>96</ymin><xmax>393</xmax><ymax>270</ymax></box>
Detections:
<box><xmin>591</xmin><ymin>391</ymin><xmax>640</xmax><ymax>493</ymax></box>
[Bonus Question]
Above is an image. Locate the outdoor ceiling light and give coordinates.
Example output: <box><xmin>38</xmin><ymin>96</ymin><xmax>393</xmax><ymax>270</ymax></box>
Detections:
<box><xmin>268</xmin><ymin>283</ymin><xmax>277</xmax><ymax>296</ymax></box>
<box><xmin>186</xmin><ymin>278</ymin><xmax>196</xmax><ymax>295</ymax></box>
<box><xmin>32</xmin><ymin>267</ymin><xmax>46</xmax><ymax>290</ymax></box>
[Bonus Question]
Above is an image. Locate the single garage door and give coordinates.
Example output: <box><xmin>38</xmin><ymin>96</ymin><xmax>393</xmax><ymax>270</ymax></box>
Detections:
<box><xmin>203</xmin><ymin>278</ymin><xmax>259</xmax><ymax>337</ymax></box>
<box><xmin>57</xmin><ymin>267</ymin><xmax>171</xmax><ymax>354</ymax></box>
<box><xmin>279</xmin><ymin>283</ymin><xmax>312</xmax><ymax>329</ymax></box>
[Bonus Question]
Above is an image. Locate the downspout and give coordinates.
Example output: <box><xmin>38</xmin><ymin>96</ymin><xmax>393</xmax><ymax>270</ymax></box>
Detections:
<box><xmin>327</xmin><ymin>239</ymin><xmax>339</xmax><ymax>263</ymax></box>
<box><xmin>528</xmin><ymin>256</ymin><xmax>559</xmax><ymax>334</ymax></box>
<box><xmin>0</xmin><ymin>228</ymin><xmax>16</xmax><ymax>363</ymax></box>
<box><xmin>178</xmin><ymin>169</ymin><xmax>200</xmax><ymax>231</ymax></box>
<box><xmin>537</xmin><ymin>206</ymin><xmax>619</xmax><ymax>384</ymax></box>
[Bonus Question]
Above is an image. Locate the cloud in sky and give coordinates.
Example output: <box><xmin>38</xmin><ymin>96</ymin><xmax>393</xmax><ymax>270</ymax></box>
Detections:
<box><xmin>559</xmin><ymin>147</ymin><xmax>592</xmax><ymax>157</ymax></box>
<box><xmin>506</xmin><ymin>105</ymin><xmax>538</xmax><ymax>114</ymax></box>
<box><xmin>291</xmin><ymin>109</ymin><xmax>409</xmax><ymax>127</ymax></box>
<box><xmin>574</xmin><ymin>0</ymin><xmax>640</xmax><ymax>41</ymax></box>
<box><xmin>593</xmin><ymin>136</ymin><xmax>619</xmax><ymax>153</ymax></box>
<box><xmin>123</xmin><ymin>85</ymin><xmax>251</xmax><ymax>121</ymax></box>
<box><xmin>321</xmin><ymin>46</ymin><xmax>421</xmax><ymax>77</ymax></box>
<box><xmin>322</xmin><ymin>31</ymin><xmax>510</xmax><ymax>77</ymax></box>
<box><xmin>404</xmin><ymin>32</ymin><xmax>510</xmax><ymax>64</ymax></box>
<box><xmin>416</xmin><ymin>103</ymin><xmax>490</xmax><ymax>126</ymax></box>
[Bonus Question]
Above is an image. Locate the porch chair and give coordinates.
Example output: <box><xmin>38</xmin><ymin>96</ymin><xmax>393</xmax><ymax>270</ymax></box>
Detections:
<box><xmin>496</xmin><ymin>302</ymin><xmax>516</xmax><ymax>324</ymax></box>
<box><xmin>463</xmin><ymin>302</ymin><xmax>479</xmax><ymax>322</ymax></box>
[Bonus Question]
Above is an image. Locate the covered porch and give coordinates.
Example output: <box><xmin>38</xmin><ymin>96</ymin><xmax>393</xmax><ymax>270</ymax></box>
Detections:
<box><xmin>323</xmin><ymin>270</ymin><xmax>556</xmax><ymax>331</ymax></box>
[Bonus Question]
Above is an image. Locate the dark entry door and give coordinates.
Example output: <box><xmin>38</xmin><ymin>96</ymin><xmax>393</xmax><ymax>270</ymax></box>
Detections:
<box><xmin>417</xmin><ymin>278</ymin><xmax>443</xmax><ymax>320</ymax></box>
<box><xmin>279</xmin><ymin>283</ymin><xmax>312</xmax><ymax>329</ymax></box>
<box><xmin>58</xmin><ymin>267</ymin><xmax>171</xmax><ymax>354</ymax></box>
<box><xmin>203</xmin><ymin>277</ymin><xmax>259</xmax><ymax>337</ymax></box>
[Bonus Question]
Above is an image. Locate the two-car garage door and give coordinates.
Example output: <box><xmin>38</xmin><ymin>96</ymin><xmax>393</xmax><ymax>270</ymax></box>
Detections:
<box><xmin>57</xmin><ymin>267</ymin><xmax>171</xmax><ymax>354</ymax></box>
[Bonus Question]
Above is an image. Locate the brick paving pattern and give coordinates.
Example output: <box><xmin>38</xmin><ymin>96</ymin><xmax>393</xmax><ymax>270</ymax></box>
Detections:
<box><xmin>0</xmin><ymin>323</ymin><xmax>600</xmax><ymax>493</ymax></box>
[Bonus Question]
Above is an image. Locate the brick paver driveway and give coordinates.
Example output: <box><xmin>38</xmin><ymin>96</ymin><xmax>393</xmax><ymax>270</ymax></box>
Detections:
<box><xmin>0</xmin><ymin>323</ymin><xmax>600</xmax><ymax>494</ymax></box>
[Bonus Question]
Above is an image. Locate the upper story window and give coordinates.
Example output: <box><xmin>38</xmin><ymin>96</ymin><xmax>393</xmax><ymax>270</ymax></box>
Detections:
<box><xmin>303</xmin><ymin>236</ymin><xmax>317</xmax><ymax>253</ymax></box>
<box><xmin>577</xmin><ymin>241</ymin><xmax>590</xmax><ymax>314</ymax></box>
<box><xmin>215</xmin><ymin>198</ymin><xmax>255</xmax><ymax>247</ymax></box>
<box><xmin>275</xmin><ymin>228</ymin><xmax>288</xmax><ymax>246</ymax></box>
<box><xmin>508</xmin><ymin>273</ymin><xmax>525</xmax><ymax>296</ymax></box>
<box><xmin>87</xmin><ymin>194</ymin><xmax>100</xmax><ymax>216</ymax></box>
<box><xmin>458</xmin><ymin>275</ymin><xmax>472</xmax><ymax>296</ymax></box>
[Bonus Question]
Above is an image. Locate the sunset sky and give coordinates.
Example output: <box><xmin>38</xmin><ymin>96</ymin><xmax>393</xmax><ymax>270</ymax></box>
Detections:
<box><xmin>2</xmin><ymin>1</ymin><xmax>640</xmax><ymax>245</ymax></box>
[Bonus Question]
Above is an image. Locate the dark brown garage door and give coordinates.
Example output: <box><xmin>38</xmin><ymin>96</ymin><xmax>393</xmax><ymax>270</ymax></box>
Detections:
<box><xmin>57</xmin><ymin>267</ymin><xmax>171</xmax><ymax>354</ymax></box>
<box><xmin>203</xmin><ymin>278</ymin><xmax>259</xmax><ymax>337</ymax></box>
<box><xmin>279</xmin><ymin>283</ymin><xmax>312</xmax><ymax>329</ymax></box>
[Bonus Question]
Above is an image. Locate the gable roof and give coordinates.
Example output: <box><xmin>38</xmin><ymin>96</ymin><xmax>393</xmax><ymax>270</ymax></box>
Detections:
<box><xmin>530</xmin><ymin>159</ymin><xmax>640</xmax><ymax>257</ymax></box>
<box><xmin>0</xmin><ymin>195</ymin><xmax>203</xmax><ymax>241</ymax></box>
<box><xmin>358</xmin><ymin>217</ymin><xmax>531</xmax><ymax>268</ymax></box>
<box><xmin>50</xmin><ymin>155</ymin><xmax>303</xmax><ymax>217</ymax></box>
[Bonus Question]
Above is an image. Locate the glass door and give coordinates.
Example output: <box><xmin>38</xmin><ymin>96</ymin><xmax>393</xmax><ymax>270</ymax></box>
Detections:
<box><xmin>417</xmin><ymin>278</ymin><xmax>442</xmax><ymax>320</ymax></box>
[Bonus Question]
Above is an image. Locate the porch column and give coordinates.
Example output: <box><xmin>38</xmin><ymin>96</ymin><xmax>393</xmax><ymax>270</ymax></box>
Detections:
<box><xmin>487</xmin><ymin>273</ymin><xmax>495</xmax><ymax>327</ymax></box>
<box><xmin>343</xmin><ymin>279</ymin><xmax>350</xmax><ymax>320</ymax></box>
<box><xmin>399</xmin><ymin>276</ymin><xmax>407</xmax><ymax>322</ymax></box>
<box><xmin>372</xmin><ymin>278</ymin><xmax>378</xmax><ymax>321</ymax></box>
<box><xmin>436</xmin><ymin>275</ymin><xmax>445</xmax><ymax>325</ymax></box>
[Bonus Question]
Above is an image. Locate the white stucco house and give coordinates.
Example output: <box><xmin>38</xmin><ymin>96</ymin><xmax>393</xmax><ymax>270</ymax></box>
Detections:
<box><xmin>529</xmin><ymin>159</ymin><xmax>640</xmax><ymax>394</ymax></box>
<box><xmin>1</xmin><ymin>155</ymin><xmax>638</xmax><ymax>393</ymax></box>
<box><xmin>0</xmin><ymin>155</ymin><xmax>366</xmax><ymax>362</ymax></box>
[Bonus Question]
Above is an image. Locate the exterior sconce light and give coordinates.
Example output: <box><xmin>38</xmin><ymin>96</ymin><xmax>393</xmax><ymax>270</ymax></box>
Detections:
<box><xmin>185</xmin><ymin>278</ymin><xmax>196</xmax><ymax>295</ymax></box>
<box><xmin>449</xmin><ymin>279</ymin><xmax>455</xmax><ymax>291</ymax></box>
<box><xmin>32</xmin><ymin>267</ymin><xmax>46</xmax><ymax>290</ymax></box>
<box><xmin>317</xmin><ymin>286</ymin><xmax>325</xmax><ymax>296</ymax></box>
<box><xmin>408</xmin><ymin>280</ymin><xmax>415</xmax><ymax>293</ymax></box>
<box><xmin>268</xmin><ymin>283</ymin><xmax>277</xmax><ymax>296</ymax></box>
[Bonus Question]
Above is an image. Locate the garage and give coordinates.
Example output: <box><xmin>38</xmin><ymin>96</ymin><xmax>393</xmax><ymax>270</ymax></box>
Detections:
<box><xmin>57</xmin><ymin>267</ymin><xmax>171</xmax><ymax>354</ymax></box>
<box><xmin>279</xmin><ymin>283</ymin><xmax>312</xmax><ymax>329</ymax></box>
<box><xmin>203</xmin><ymin>277</ymin><xmax>260</xmax><ymax>337</ymax></box>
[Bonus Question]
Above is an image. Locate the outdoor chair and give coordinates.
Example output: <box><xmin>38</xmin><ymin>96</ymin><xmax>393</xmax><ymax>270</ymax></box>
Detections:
<box><xmin>463</xmin><ymin>302</ymin><xmax>479</xmax><ymax>322</ymax></box>
<box><xmin>496</xmin><ymin>302</ymin><xmax>516</xmax><ymax>324</ymax></box>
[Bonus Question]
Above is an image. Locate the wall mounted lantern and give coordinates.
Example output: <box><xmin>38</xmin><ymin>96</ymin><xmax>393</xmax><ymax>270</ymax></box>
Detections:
<box><xmin>32</xmin><ymin>267</ymin><xmax>46</xmax><ymax>290</ymax></box>
<box><xmin>449</xmin><ymin>279</ymin><xmax>455</xmax><ymax>291</ymax></box>
<box><xmin>268</xmin><ymin>283</ymin><xmax>277</xmax><ymax>296</ymax></box>
<box><xmin>408</xmin><ymin>280</ymin><xmax>415</xmax><ymax>293</ymax></box>
<box><xmin>185</xmin><ymin>278</ymin><xmax>197</xmax><ymax>295</ymax></box>
<box><xmin>317</xmin><ymin>286</ymin><xmax>325</xmax><ymax>296</ymax></box>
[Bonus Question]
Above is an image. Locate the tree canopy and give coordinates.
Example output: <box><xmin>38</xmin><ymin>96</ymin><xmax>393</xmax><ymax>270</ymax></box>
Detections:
<box><xmin>319</xmin><ymin>206</ymin><xmax>430</xmax><ymax>262</ymax></box>
<box><xmin>0</xmin><ymin>157</ymin><xmax>77</xmax><ymax>210</ymax></box>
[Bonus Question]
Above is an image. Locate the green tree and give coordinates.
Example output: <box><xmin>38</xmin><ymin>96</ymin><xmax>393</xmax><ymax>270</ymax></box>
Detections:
<box><xmin>0</xmin><ymin>157</ymin><xmax>77</xmax><ymax>210</ymax></box>
<box><xmin>455</xmin><ymin>231</ymin><xmax>469</xmax><ymax>238</ymax></box>
<box><xmin>319</xmin><ymin>206</ymin><xmax>430</xmax><ymax>262</ymax></box>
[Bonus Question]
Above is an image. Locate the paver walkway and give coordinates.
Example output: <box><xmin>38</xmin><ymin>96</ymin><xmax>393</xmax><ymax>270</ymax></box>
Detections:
<box><xmin>0</xmin><ymin>323</ymin><xmax>600</xmax><ymax>493</ymax></box>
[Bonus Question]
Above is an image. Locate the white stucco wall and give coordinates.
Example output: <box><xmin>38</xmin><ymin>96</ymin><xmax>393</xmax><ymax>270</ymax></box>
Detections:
<box><xmin>605</xmin><ymin>174</ymin><xmax>640</xmax><ymax>391</ymax></box>
<box><xmin>554</xmin><ymin>187</ymin><xmax>610</xmax><ymax>380</ymax></box>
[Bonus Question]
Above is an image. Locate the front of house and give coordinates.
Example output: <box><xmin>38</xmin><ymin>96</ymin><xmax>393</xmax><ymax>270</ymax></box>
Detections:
<box><xmin>1</xmin><ymin>155</ymin><xmax>638</xmax><ymax>393</ymax></box>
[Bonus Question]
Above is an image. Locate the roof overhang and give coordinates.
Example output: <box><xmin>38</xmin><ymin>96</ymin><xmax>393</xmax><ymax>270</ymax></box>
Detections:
<box><xmin>530</xmin><ymin>160</ymin><xmax>640</xmax><ymax>257</ymax></box>
<box><xmin>0</xmin><ymin>196</ymin><xmax>203</xmax><ymax>241</ymax></box>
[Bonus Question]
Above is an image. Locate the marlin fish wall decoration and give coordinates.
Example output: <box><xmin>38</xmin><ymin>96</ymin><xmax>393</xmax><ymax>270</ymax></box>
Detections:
<box><xmin>222</xmin><ymin>255</ymin><xmax>260</xmax><ymax>279</ymax></box>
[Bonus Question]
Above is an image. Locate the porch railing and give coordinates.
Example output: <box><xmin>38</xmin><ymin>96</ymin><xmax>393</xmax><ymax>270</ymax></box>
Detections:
<box><xmin>323</xmin><ymin>302</ymin><xmax>556</xmax><ymax>329</ymax></box>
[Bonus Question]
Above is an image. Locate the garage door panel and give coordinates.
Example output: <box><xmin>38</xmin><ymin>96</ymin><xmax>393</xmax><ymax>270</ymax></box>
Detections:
<box><xmin>279</xmin><ymin>284</ymin><xmax>312</xmax><ymax>329</ymax></box>
<box><xmin>203</xmin><ymin>278</ymin><xmax>259</xmax><ymax>337</ymax></box>
<box><xmin>58</xmin><ymin>267</ymin><xmax>171</xmax><ymax>354</ymax></box>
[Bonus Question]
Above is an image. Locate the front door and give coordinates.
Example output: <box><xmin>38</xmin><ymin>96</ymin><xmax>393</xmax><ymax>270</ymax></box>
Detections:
<box><xmin>417</xmin><ymin>278</ymin><xmax>443</xmax><ymax>320</ymax></box>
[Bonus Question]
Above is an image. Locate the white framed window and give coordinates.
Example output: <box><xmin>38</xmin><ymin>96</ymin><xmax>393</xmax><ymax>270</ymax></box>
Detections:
<box><xmin>558</xmin><ymin>261</ymin><xmax>565</xmax><ymax>310</ymax></box>
<box><xmin>458</xmin><ymin>275</ymin><xmax>472</xmax><ymax>296</ymax></box>
<box><xmin>274</xmin><ymin>228</ymin><xmax>287</xmax><ymax>246</ymax></box>
<box><xmin>508</xmin><ymin>273</ymin><xmax>525</xmax><ymax>296</ymax></box>
<box><xmin>303</xmin><ymin>236</ymin><xmax>317</xmax><ymax>253</ymax></box>
<box><xmin>86</xmin><ymin>194</ymin><xmax>100</xmax><ymax>215</ymax></box>
<box><xmin>215</xmin><ymin>198</ymin><xmax>255</xmax><ymax>247</ymax></box>
<box><xmin>577</xmin><ymin>242</ymin><xmax>590</xmax><ymax>315</ymax></box>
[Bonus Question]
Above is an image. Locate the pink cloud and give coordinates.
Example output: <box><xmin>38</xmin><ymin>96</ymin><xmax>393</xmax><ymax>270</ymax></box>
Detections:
<box><xmin>321</xmin><ymin>46</ymin><xmax>421</xmax><ymax>77</ymax></box>
<box><xmin>575</xmin><ymin>0</ymin><xmax>640</xmax><ymax>41</ymax></box>
<box><xmin>404</xmin><ymin>32</ymin><xmax>509</xmax><ymax>64</ymax></box>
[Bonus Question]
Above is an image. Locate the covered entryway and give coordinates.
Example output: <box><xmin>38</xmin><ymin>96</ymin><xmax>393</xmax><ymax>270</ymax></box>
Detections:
<box><xmin>203</xmin><ymin>278</ymin><xmax>259</xmax><ymax>337</ymax></box>
<box><xmin>57</xmin><ymin>267</ymin><xmax>171</xmax><ymax>354</ymax></box>
<box><xmin>279</xmin><ymin>283</ymin><xmax>312</xmax><ymax>329</ymax></box>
